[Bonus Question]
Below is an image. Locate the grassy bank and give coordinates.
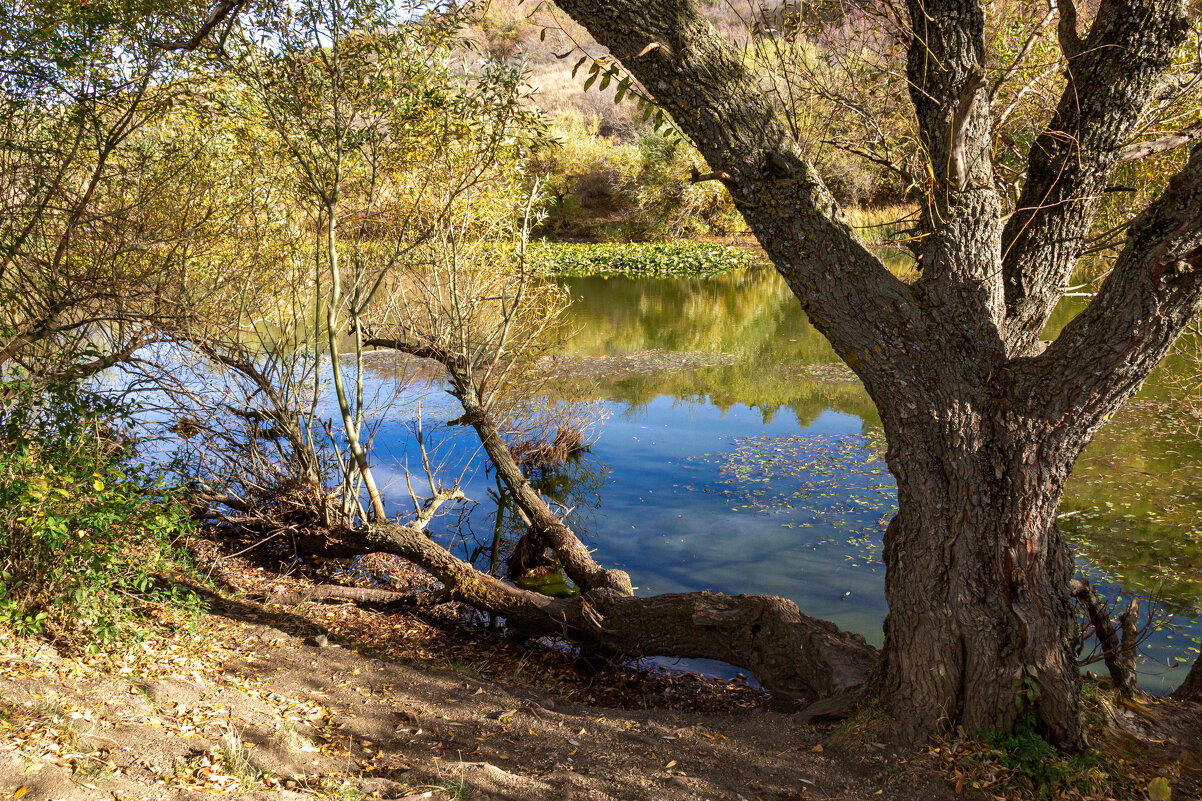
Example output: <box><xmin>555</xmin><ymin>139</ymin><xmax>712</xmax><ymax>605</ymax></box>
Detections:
<box><xmin>0</xmin><ymin>381</ymin><xmax>203</xmax><ymax>653</ymax></box>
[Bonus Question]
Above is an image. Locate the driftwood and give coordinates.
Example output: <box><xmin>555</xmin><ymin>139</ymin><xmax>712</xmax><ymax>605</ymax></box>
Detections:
<box><xmin>266</xmin><ymin>585</ymin><xmax>416</xmax><ymax>606</ymax></box>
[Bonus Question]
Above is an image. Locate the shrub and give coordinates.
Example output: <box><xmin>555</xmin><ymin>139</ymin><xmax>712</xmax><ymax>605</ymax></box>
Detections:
<box><xmin>532</xmin><ymin>112</ymin><xmax>641</xmax><ymax>236</ymax></box>
<box><xmin>0</xmin><ymin>380</ymin><xmax>197</xmax><ymax>649</ymax></box>
<box><xmin>533</xmin><ymin>111</ymin><xmax>747</xmax><ymax>240</ymax></box>
<box><xmin>967</xmin><ymin>721</ymin><xmax>1110</xmax><ymax>799</ymax></box>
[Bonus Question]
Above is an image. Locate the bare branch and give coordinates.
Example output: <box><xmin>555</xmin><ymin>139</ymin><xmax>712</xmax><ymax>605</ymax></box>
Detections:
<box><xmin>152</xmin><ymin>1</ymin><xmax>245</xmax><ymax>52</ymax></box>
<box><xmin>1001</xmin><ymin>0</ymin><xmax>1191</xmax><ymax>353</ymax></box>
<box><xmin>1019</xmin><ymin>144</ymin><xmax>1202</xmax><ymax>443</ymax></box>
<box><xmin>991</xmin><ymin>6</ymin><xmax>1056</xmax><ymax>98</ymax></box>
<box><xmin>1070</xmin><ymin>578</ymin><xmax>1138</xmax><ymax>698</ymax></box>
<box><xmin>1116</xmin><ymin>121</ymin><xmax>1202</xmax><ymax>164</ymax></box>
<box><xmin>689</xmin><ymin>167</ymin><xmax>732</xmax><ymax>184</ymax></box>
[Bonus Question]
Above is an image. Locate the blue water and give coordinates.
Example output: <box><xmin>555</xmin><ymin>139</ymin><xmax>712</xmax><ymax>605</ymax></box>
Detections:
<box><xmin>139</xmin><ymin>266</ymin><xmax>1202</xmax><ymax>692</ymax></box>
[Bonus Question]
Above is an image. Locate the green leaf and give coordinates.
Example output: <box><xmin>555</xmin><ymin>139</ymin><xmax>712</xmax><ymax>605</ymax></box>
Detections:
<box><xmin>1149</xmin><ymin>777</ymin><xmax>1171</xmax><ymax>801</ymax></box>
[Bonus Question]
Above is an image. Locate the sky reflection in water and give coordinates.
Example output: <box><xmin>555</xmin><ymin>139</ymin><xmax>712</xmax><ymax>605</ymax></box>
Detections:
<box><xmin>345</xmin><ymin>265</ymin><xmax>1202</xmax><ymax>692</ymax></box>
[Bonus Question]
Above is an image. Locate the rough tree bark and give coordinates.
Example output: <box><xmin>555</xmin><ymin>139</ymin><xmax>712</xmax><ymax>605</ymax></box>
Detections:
<box><xmin>546</xmin><ymin>0</ymin><xmax>1202</xmax><ymax>747</ymax></box>
<box><xmin>1175</xmin><ymin>651</ymin><xmax>1202</xmax><ymax>703</ymax></box>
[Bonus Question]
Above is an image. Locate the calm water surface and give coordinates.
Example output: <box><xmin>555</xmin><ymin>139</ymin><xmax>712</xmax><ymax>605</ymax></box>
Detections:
<box><xmin>316</xmin><ymin>266</ymin><xmax>1202</xmax><ymax>691</ymax></box>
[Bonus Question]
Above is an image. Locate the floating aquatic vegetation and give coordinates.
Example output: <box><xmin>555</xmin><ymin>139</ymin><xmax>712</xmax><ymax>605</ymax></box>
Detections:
<box><xmin>779</xmin><ymin>363</ymin><xmax>861</xmax><ymax>383</ymax></box>
<box><xmin>536</xmin><ymin>241</ymin><xmax>761</xmax><ymax>277</ymax></box>
<box><xmin>680</xmin><ymin>432</ymin><xmax>897</xmax><ymax>565</ymax></box>
<box><xmin>536</xmin><ymin>349</ymin><xmax>740</xmax><ymax>383</ymax></box>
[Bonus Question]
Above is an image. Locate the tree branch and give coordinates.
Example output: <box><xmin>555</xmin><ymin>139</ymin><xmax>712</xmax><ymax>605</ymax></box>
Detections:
<box><xmin>552</xmin><ymin>0</ymin><xmax>919</xmax><ymax>398</ymax></box>
<box><xmin>267</xmin><ymin>585</ymin><xmax>415</xmax><ymax>607</ymax></box>
<box><xmin>898</xmin><ymin>0</ymin><xmax>1011</xmax><ymax>355</ymax></box>
<box><xmin>365</xmin><ymin>335</ymin><xmax>632</xmax><ymax>596</ymax></box>
<box><xmin>1054</xmin><ymin>0</ymin><xmax>1083</xmax><ymax>61</ymax></box>
<box><xmin>1017</xmin><ymin>145</ymin><xmax>1202</xmax><ymax>445</ymax></box>
<box><xmin>1070</xmin><ymin>578</ymin><xmax>1138</xmax><ymax>698</ymax></box>
<box><xmin>991</xmin><ymin>6</ymin><xmax>1055</xmax><ymax>99</ymax></box>
<box><xmin>1116</xmin><ymin>121</ymin><xmax>1202</xmax><ymax>164</ymax></box>
<box><xmin>152</xmin><ymin>1</ymin><xmax>245</xmax><ymax>52</ymax></box>
<box><xmin>1001</xmin><ymin>0</ymin><xmax>1191</xmax><ymax>354</ymax></box>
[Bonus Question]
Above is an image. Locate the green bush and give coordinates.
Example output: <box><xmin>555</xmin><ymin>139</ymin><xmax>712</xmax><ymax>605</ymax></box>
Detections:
<box><xmin>534</xmin><ymin>241</ymin><xmax>761</xmax><ymax>277</ymax></box>
<box><xmin>0</xmin><ymin>380</ymin><xmax>198</xmax><ymax>650</ymax></box>
<box><xmin>979</xmin><ymin>721</ymin><xmax>1106</xmax><ymax>799</ymax></box>
<box><xmin>532</xmin><ymin>111</ymin><xmax>747</xmax><ymax>240</ymax></box>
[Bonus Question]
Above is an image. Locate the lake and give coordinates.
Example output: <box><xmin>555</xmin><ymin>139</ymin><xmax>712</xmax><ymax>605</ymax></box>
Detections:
<box><xmin>193</xmin><ymin>263</ymin><xmax>1202</xmax><ymax>693</ymax></box>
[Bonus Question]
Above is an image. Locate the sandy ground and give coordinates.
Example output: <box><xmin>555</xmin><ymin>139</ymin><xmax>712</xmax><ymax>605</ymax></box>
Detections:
<box><xmin>3</xmin><ymin>537</ymin><xmax>1200</xmax><ymax>801</ymax></box>
<box><xmin>0</xmin><ymin>602</ymin><xmax>960</xmax><ymax>801</ymax></box>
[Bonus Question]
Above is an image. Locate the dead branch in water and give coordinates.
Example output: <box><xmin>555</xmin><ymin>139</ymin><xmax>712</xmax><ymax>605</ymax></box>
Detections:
<box><xmin>1071</xmin><ymin>578</ymin><xmax>1142</xmax><ymax>699</ymax></box>
<box><xmin>504</xmin><ymin>400</ymin><xmax>609</xmax><ymax>469</ymax></box>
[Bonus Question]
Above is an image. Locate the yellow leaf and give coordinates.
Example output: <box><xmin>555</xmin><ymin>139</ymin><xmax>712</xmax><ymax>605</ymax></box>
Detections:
<box><xmin>13</xmin><ymin>787</ymin><xmax>28</xmax><ymax>798</ymax></box>
<box><xmin>1149</xmin><ymin>777</ymin><xmax>1171</xmax><ymax>801</ymax></box>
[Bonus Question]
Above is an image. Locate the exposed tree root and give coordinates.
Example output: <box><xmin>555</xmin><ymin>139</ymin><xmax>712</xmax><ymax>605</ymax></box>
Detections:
<box><xmin>1071</xmin><ymin>578</ymin><xmax>1140</xmax><ymax>699</ymax></box>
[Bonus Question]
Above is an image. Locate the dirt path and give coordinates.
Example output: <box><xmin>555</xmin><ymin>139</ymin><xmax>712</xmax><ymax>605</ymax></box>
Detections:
<box><xmin>0</xmin><ymin>606</ymin><xmax>960</xmax><ymax>801</ymax></box>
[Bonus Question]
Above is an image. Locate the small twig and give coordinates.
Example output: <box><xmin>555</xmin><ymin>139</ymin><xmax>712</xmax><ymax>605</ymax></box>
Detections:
<box><xmin>689</xmin><ymin>167</ymin><xmax>732</xmax><ymax>184</ymax></box>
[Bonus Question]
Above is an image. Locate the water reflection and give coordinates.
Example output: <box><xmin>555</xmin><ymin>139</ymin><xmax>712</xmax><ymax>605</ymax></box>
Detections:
<box><xmin>509</xmin><ymin>265</ymin><xmax>1199</xmax><ymax>691</ymax></box>
<box><xmin>558</xmin><ymin>269</ymin><xmax>879</xmax><ymax>424</ymax></box>
<box><xmin>173</xmin><ymin>263</ymin><xmax>1200</xmax><ymax>691</ymax></box>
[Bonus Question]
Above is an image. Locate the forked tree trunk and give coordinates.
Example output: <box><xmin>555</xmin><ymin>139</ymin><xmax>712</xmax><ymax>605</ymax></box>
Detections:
<box><xmin>544</xmin><ymin>0</ymin><xmax>1202</xmax><ymax>749</ymax></box>
<box><xmin>167</xmin><ymin>0</ymin><xmax>1202</xmax><ymax>750</ymax></box>
<box><xmin>878</xmin><ymin>401</ymin><xmax>1081</xmax><ymax>745</ymax></box>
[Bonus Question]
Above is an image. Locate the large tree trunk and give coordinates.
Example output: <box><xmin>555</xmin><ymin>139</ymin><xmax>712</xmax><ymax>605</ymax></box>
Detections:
<box><xmin>543</xmin><ymin>0</ymin><xmax>1201</xmax><ymax>749</ymax></box>
<box><xmin>157</xmin><ymin>0</ymin><xmax>1202</xmax><ymax>749</ymax></box>
<box><xmin>878</xmin><ymin>401</ymin><xmax>1081</xmax><ymax>745</ymax></box>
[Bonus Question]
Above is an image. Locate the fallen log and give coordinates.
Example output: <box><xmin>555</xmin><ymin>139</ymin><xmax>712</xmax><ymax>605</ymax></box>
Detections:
<box><xmin>266</xmin><ymin>585</ymin><xmax>415</xmax><ymax>606</ymax></box>
<box><xmin>272</xmin><ymin>518</ymin><xmax>879</xmax><ymax>706</ymax></box>
<box><xmin>574</xmin><ymin>589</ymin><xmax>878</xmax><ymax>702</ymax></box>
<box><xmin>232</xmin><ymin>337</ymin><xmax>880</xmax><ymax>707</ymax></box>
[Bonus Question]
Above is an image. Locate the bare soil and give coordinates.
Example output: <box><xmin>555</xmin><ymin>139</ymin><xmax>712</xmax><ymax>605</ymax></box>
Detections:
<box><xmin>2</xmin><ymin>537</ymin><xmax>1200</xmax><ymax>800</ymax></box>
<box><xmin>0</xmin><ymin>617</ymin><xmax>955</xmax><ymax>801</ymax></box>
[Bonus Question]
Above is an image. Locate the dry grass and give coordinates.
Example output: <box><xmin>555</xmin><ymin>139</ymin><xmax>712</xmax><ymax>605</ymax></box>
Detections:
<box><xmin>844</xmin><ymin>203</ymin><xmax>920</xmax><ymax>247</ymax></box>
<box><xmin>505</xmin><ymin>401</ymin><xmax>609</xmax><ymax>469</ymax></box>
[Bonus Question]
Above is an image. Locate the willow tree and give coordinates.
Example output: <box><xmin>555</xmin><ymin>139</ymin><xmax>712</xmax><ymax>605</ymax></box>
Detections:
<box><xmin>524</xmin><ymin>0</ymin><xmax>1202</xmax><ymax>746</ymax></box>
